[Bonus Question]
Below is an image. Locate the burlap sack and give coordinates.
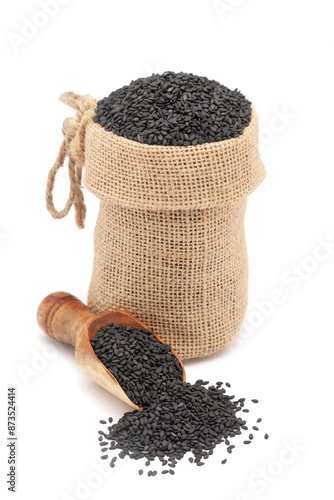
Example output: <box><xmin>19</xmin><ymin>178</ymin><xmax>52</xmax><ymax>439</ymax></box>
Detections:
<box><xmin>46</xmin><ymin>92</ymin><xmax>265</xmax><ymax>359</ymax></box>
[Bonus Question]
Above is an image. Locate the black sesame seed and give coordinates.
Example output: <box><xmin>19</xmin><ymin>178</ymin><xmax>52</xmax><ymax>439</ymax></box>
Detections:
<box><xmin>95</xmin><ymin>324</ymin><xmax>265</xmax><ymax>473</ymax></box>
<box><xmin>94</xmin><ymin>72</ymin><xmax>252</xmax><ymax>147</ymax></box>
<box><xmin>91</xmin><ymin>324</ymin><xmax>183</xmax><ymax>407</ymax></box>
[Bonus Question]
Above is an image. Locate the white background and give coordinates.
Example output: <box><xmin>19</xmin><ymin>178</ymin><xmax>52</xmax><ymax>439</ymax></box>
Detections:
<box><xmin>1</xmin><ymin>1</ymin><xmax>333</xmax><ymax>499</ymax></box>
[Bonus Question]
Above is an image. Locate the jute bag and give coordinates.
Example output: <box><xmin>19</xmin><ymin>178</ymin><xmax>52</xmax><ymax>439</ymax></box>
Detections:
<box><xmin>46</xmin><ymin>92</ymin><xmax>265</xmax><ymax>359</ymax></box>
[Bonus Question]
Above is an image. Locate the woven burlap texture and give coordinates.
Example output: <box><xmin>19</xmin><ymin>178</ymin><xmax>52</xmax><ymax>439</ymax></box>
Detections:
<box><xmin>84</xmin><ymin>108</ymin><xmax>264</xmax><ymax>209</ymax></box>
<box><xmin>46</xmin><ymin>93</ymin><xmax>265</xmax><ymax>359</ymax></box>
<box><xmin>83</xmin><ymin>107</ymin><xmax>265</xmax><ymax>359</ymax></box>
<box><xmin>88</xmin><ymin>200</ymin><xmax>249</xmax><ymax>359</ymax></box>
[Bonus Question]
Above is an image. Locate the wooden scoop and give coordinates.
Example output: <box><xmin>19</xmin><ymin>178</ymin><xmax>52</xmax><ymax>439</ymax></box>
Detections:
<box><xmin>37</xmin><ymin>292</ymin><xmax>186</xmax><ymax>410</ymax></box>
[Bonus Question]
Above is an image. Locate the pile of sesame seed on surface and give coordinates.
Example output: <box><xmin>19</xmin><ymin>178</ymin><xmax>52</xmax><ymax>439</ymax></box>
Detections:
<box><xmin>92</xmin><ymin>324</ymin><xmax>268</xmax><ymax>476</ymax></box>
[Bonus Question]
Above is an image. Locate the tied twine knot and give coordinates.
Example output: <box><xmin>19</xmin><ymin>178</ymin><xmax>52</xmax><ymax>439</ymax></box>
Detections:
<box><xmin>46</xmin><ymin>92</ymin><xmax>97</xmax><ymax>228</ymax></box>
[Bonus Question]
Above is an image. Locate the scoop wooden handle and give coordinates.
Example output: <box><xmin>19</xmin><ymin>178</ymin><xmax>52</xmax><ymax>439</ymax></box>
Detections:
<box><xmin>37</xmin><ymin>292</ymin><xmax>96</xmax><ymax>346</ymax></box>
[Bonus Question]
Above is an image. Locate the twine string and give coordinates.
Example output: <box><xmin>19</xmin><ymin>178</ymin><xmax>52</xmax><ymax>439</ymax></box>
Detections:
<box><xmin>46</xmin><ymin>92</ymin><xmax>97</xmax><ymax>229</ymax></box>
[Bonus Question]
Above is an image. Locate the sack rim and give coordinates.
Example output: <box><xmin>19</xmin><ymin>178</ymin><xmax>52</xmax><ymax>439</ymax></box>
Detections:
<box><xmin>84</xmin><ymin>106</ymin><xmax>265</xmax><ymax>209</ymax></box>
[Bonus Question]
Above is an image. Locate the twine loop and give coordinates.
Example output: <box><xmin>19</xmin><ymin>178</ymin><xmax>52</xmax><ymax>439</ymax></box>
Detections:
<box><xmin>46</xmin><ymin>92</ymin><xmax>97</xmax><ymax>228</ymax></box>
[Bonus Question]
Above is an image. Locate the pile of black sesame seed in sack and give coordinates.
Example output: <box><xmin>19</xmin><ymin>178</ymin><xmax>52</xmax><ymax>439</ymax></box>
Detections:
<box><xmin>93</xmin><ymin>71</ymin><xmax>252</xmax><ymax>146</ymax></box>
<box><xmin>91</xmin><ymin>324</ymin><xmax>268</xmax><ymax>477</ymax></box>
